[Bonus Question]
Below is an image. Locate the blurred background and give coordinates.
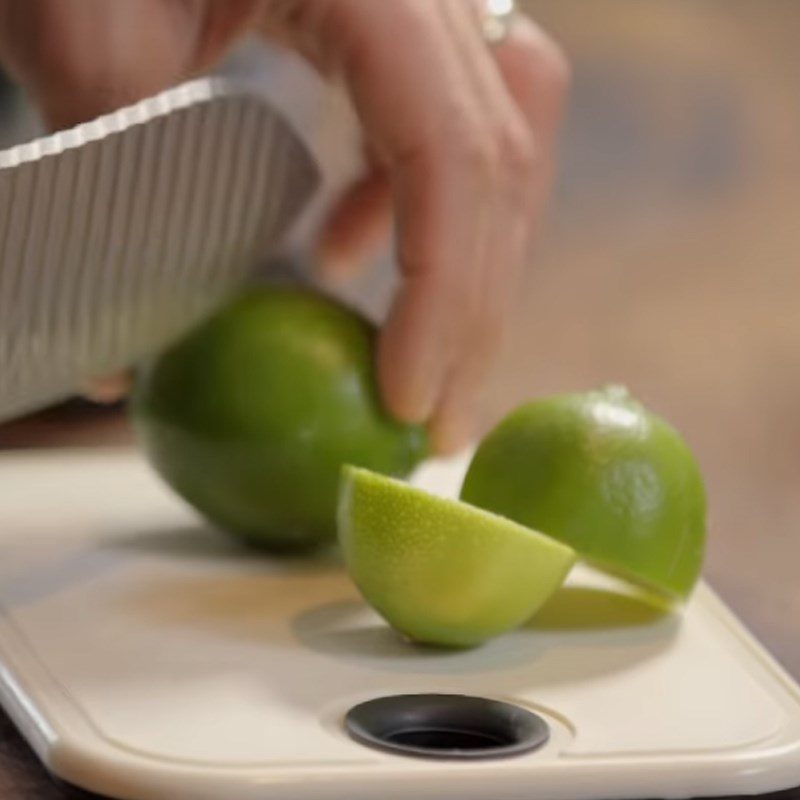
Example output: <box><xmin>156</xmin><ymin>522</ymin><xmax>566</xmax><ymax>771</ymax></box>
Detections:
<box><xmin>517</xmin><ymin>0</ymin><xmax>800</xmax><ymax>674</ymax></box>
<box><xmin>1</xmin><ymin>0</ymin><xmax>799</xmax><ymax>677</ymax></box>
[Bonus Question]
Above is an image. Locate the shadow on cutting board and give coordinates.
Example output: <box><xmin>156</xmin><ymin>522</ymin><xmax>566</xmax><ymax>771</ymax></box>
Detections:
<box><xmin>529</xmin><ymin>586</ymin><xmax>671</xmax><ymax>632</ymax></box>
<box><xmin>100</xmin><ymin>524</ymin><xmax>342</xmax><ymax>568</ymax></box>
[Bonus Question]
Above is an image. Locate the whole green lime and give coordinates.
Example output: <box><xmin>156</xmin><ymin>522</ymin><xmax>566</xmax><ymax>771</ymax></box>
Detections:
<box><xmin>460</xmin><ymin>386</ymin><xmax>706</xmax><ymax>602</ymax></box>
<box><xmin>131</xmin><ymin>287</ymin><xmax>427</xmax><ymax>550</ymax></box>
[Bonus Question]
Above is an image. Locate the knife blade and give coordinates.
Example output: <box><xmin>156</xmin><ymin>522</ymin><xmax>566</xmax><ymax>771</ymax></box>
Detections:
<box><xmin>0</xmin><ymin>76</ymin><xmax>319</xmax><ymax>423</ymax></box>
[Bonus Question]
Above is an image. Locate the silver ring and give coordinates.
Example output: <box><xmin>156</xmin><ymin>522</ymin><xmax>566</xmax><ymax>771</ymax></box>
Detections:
<box><xmin>482</xmin><ymin>0</ymin><xmax>517</xmax><ymax>45</ymax></box>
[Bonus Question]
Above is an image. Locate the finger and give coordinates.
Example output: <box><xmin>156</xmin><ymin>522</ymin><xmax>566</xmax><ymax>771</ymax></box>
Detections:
<box><xmin>317</xmin><ymin>170</ymin><xmax>393</xmax><ymax>280</ymax></box>
<box><xmin>0</xmin><ymin>0</ymin><xmax>186</xmax><ymax>129</ymax></box>
<box><xmin>0</xmin><ymin>0</ymin><xmax>264</xmax><ymax>131</ymax></box>
<box><xmin>306</xmin><ymin>2</ymin><xmax>498</xmax><ymax>424</ymax></box>
<box><xmin>259</xmin><ymin>2</ymin><xmax>565</xmax><ymax>437</ymax></box>
<box><xmin>379</xmin><ymin>127</ymin><xmax>495</xmax><ymax>424</ymax></box>
<box><xmin>492</xmin><ymin>15</ymin><xmax>571</xmax><ymax>217</ymax></box>
<box><xmin>426</xmin><ymin>5</ymin><xmax>538</xmax><ymax>451</ymax></box>
<box><xmin>484</xmin><ymin>16</ymin><xmax>571</xmax><ymax>324</ymax></box>
<box><xmin>259</xmin><ymin>1</ymin><xmax>480</xmax><ymax>422</ymax></box>
<box><xmin>191</xmin><ymin>1</ymin><xmax>266</xmax><ymax>73</ymax></box>
<box><xmin>494</xmin><ymin>15</ymin><xmax>571</xmax><ymax>138</ymax></box>
<box><xmin>429</xmin><ymin>16</ymin><xmax>572</xmax><ymax>452</ymax></box>
<box><xmin>428</xmin><ymin>341</ymin><xmax>492</xmax><ymax>454</ymax></box>
<box><xmin>82</xmin><ymin>372</ymin><xmax>133</xmax><ymax>404</ymax></box>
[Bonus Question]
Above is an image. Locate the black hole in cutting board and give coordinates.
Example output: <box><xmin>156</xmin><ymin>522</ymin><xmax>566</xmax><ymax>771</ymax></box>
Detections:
<box><xmin>345</xmin><ymin>693</ymin><xmax>549</xmax><ymax>760</ymax></box>
<box><xmin>385</xmin><ymin>727</ymin><xmax>511</xmax><ymax>750</ymax></box>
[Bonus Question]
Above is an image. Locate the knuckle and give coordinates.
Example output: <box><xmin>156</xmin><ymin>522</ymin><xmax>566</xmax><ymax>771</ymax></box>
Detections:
<box><xmin>492</xmin><ymin>120</ymin><xmax>540</xmax><ymax>205</ymax></box>
<box><xmin>498</xmin><ymin>121</ymin><xmax>539</xmax><ymax>178</ymax></box>
<box><xmin>448</xmin><ymin>121</ymin><xmax>500</xmax><ymax>182</ymax></box>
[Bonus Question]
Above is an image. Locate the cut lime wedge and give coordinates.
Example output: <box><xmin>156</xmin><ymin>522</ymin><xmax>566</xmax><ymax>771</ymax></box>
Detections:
<box><xmin>337</xmin><ymin>465</ymin><xmax>576</xmax><ymax>647</ymax></box>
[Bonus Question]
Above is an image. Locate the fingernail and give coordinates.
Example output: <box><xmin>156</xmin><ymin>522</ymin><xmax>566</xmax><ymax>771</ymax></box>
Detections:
<box><xmin>378</xmin><ymin>340</ymin><xmax>442</xmax><ymax>427</ymax></box>
<box><xmin>385</xmin><ymin>382</ymin><xmax>437</xmax><ymax>426</ymax></box>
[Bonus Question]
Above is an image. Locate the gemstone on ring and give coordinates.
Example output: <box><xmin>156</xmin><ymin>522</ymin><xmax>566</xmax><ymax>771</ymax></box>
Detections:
<box><xmin>483</xmin><ymin>0</ymin><xmax>516</xmax><ymax>44</ymax></box>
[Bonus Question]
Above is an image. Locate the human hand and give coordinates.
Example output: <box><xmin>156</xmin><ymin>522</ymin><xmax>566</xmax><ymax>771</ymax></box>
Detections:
<box><xmin>281</xmin><ymin>1</ymin><xmax>571</xmax><ymax>452</ymax></box>
<box><xmin>0</xmin><ymin>0</ymin><xmax>569</xmax><ymax>453</ymax></box>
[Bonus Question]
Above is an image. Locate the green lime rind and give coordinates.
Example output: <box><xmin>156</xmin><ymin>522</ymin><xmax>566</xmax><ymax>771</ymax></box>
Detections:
<box><xmin>338</xmin><ymin>465</ymin><xmax>577</xmax><ymax>648</ymax></box>
<box><xmin>131</xmin><ymin>288</ymin><xmax>427</xmax><ymax>550</ymax></box>
<box><xmin>461</xmin><ymin>388</ymin><xmax>707</xmax><ymax>603</ymax></box>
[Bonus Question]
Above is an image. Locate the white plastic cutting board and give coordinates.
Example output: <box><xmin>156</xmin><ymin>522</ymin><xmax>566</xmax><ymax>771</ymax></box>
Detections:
<box><xmin>0</xmin><ymin>448</ymin><xmax>798</xmax><ymax>800</ymax></box>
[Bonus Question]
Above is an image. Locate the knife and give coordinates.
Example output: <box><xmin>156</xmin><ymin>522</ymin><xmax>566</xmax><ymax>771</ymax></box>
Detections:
<box><xmin>0</xmin><ymin>76</ymin><xmax>319</xmax><ymax>423</ymax></box>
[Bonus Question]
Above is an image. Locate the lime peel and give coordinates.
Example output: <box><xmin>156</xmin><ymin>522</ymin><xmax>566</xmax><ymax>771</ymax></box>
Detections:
<box><xmin>461</xmin><ymin>388</ymin><xmax>707</xmax><ymax>603</ymax></box>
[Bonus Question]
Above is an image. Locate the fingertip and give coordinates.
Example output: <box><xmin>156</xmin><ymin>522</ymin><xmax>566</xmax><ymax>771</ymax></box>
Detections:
<box><xmin>82</xmin><ymin>372</ymin><xmax>133</xmax><ymax>404</ymax></box>
<box><xmin>427</xmin><ymin>368</ymin><xmax>488</xmax><ymax>456</ymax></box>
<box><xmin>377</xmin><ymin>329</ymin><xmax>441</xmax><ymax>426</ymax></box>
<box><xmin>378</xmin><ymin>360</ymin><xmax>438</xmax><ymax>426</ymax></box>
<box><xmin>428</xmin><ymin>409</ymin><xmax>476</xmax><ymax>456</ymax></box>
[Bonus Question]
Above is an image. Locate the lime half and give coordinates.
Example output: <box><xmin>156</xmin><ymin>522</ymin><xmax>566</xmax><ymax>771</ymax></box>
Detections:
<box><xmin>338</xmin><ymin>465</ymin><xmax>576</xmax><ymax>647</ymax></box>
<box><xmin>461</xmin><ymin>386</ymin><xmax>707</xmax><ymax>603</ymax></box>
